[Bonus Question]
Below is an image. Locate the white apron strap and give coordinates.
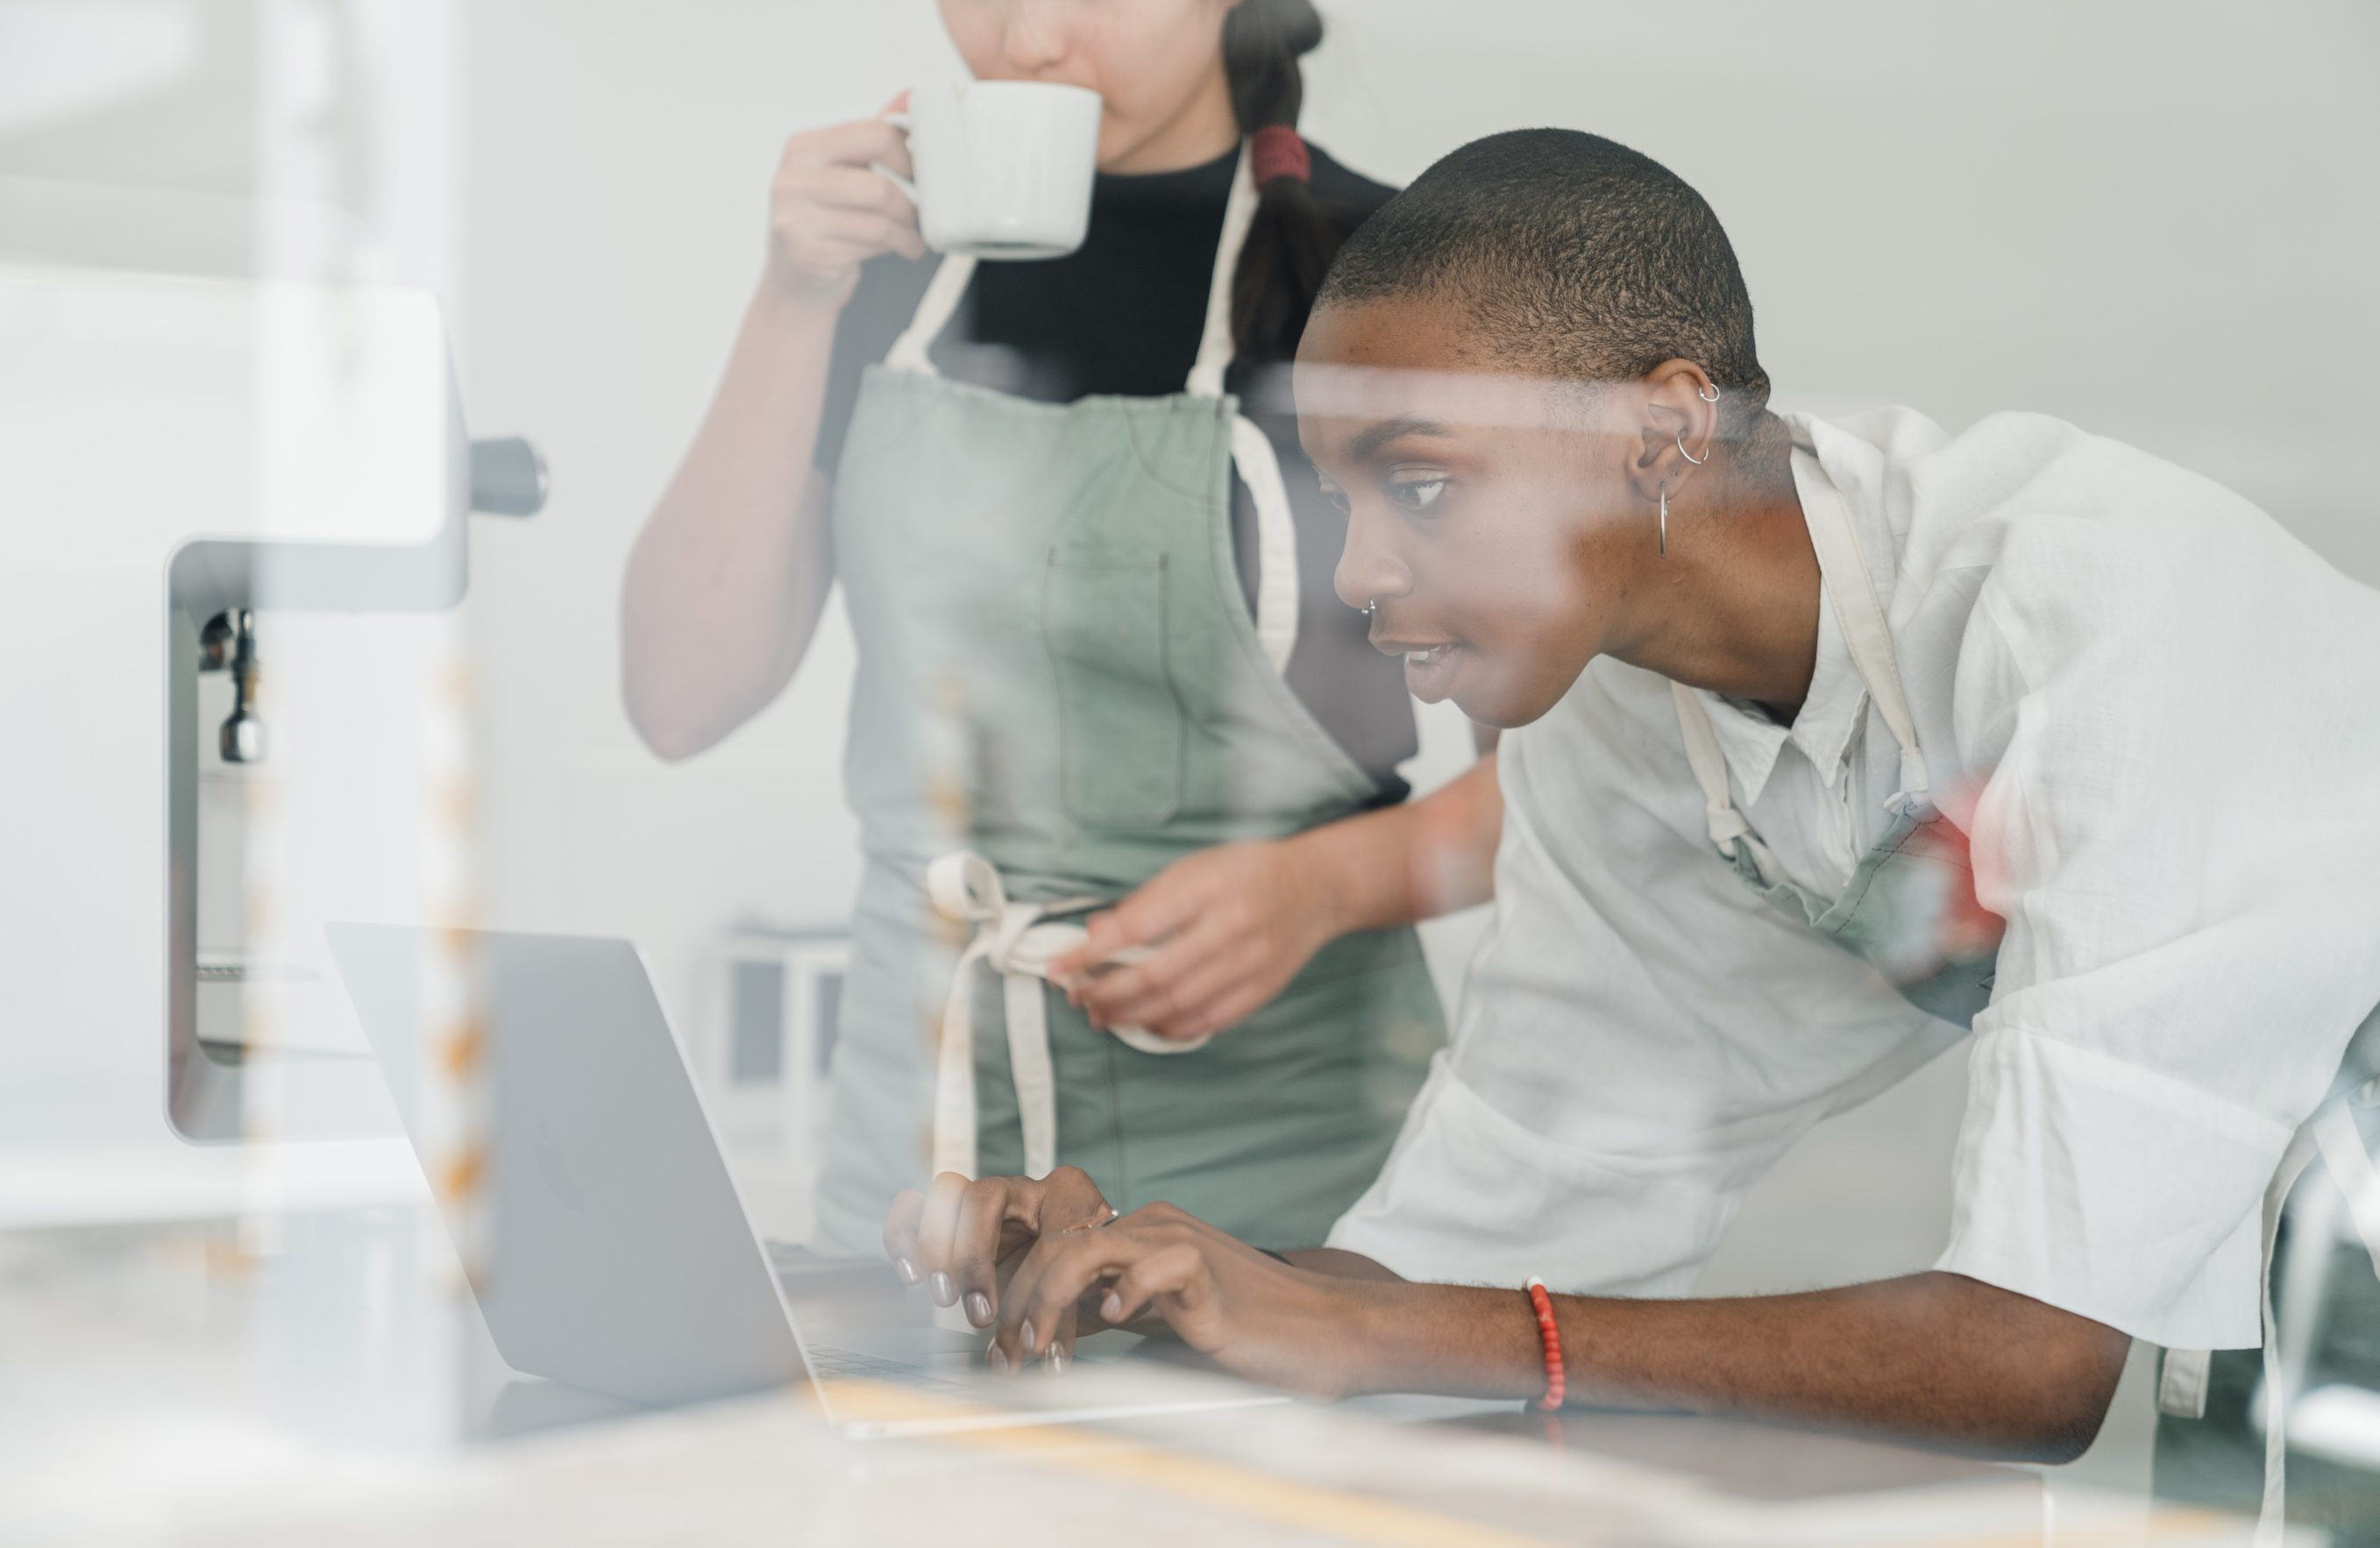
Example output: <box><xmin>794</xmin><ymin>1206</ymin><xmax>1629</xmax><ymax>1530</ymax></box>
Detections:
<box><xmin>1797</xmin><ymin>465</ymin><xmax>1936</xmax><ymax>819</ymax></box>
<box><xmin>1670</xmin><ymin>682</ymin><xmax>1787</xmax><ymax>887</ymax></box>
<box><xmin>2157</xmin><ymin>1347</ymin><xmax>2213</xmax><ymax>1422</ymax></box>
<box><xmin>1668</xmin><ymin>452</ymin><xmax>1934</xmax><ymax>882</ymax></box>
<box><xmin>885</xmin><ymin>252</ymin><xmax>978</xmax><ymax>377</ymax></box>
<box><xmin>1234</xmin><ymin>416</ymin><xmax>1300</xmax><ymax>674</ymax></box>
<box><xmin>2249</xmin><ymin>1125</ymin><xmax>2323</xmax><ymax>1548</ymax></box>
<box><xmin>926</xmin><ymin>851</ymin><xmax>1207</xmax><ymax>1183</ymax></box>
<box><xmin>2156</xmin><ymin>1097</ymin><xmax>2380</xmax><ymax>1548</ymax></box>
<box><xmin>927</xmin><ymin>851</ymin><xmax>1039</xmax><ymax>1179</ymax></box>
<box><xmin>2313</xmin><ymin>1103</ymin><xmax>2380</xmax><ymax>1268</ymax></box>
<box><xmin>1187</xmin><ymin>145</ymin><xmax>1298</xmax><ymax>674</ymax></box>
<box><xmin>1185</xmin><ymin>144</ymin><xmax>1261</xmax><ymax>401</ymax></box>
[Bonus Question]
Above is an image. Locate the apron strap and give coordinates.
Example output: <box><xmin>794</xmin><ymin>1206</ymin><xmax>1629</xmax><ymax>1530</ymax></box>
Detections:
<box><xmin>1796</xmin><ymin>457</ymin><xmax>1936</xmax><ymax>820</ymax></box>
<box><xmin>1234</xmin><ymin>415</ymin><xmax>1300</xmax><ymax>673</ymax></box>
<box><xmin>2313</xmin><ymin>1104</ymin><xmax>2380</xmax><ymax>1267</ymax></box>
<box><xmin>2249</xmin><ymin>1124</ymin><xmax>2323</xmax><ymax>1548</ymax></box>
<box><xmin>1671</xmin><ymin>682</ymin><xmax>1787</xmax><ymax>886</ymax></box>
<box><xmin>2160</xmin><ymin>1098</ymin><xmax>2380</xmax><ymax>1548</ymax></box>
<box><xmin>926</xmin><ymin>851</ymin><xmax>1207</xmax><ymax>1182</ymax></box>
<box><xmin>1185</xmin><ymin>144</ymin><xmax>1261</xmax><ymax>401</ymax></box>
<box><xmin>1190</xmin><ymin>146</ymin><xmax>1299</xmax><ymax>673</ymax></box>
<box><xmin>2157</xmin><ymin>1347</ymin><xmax>2213</xmax><ymax>1422</ymax></box>
<box><xmin>1666</xmin><ymin>448</ymin><xmax>1932</xmax><ymax>881</ymax></box>
<box><xmin>885</xmin><ymin>252</ymin><xmax>977</xmax><ymax>377</ymax></box>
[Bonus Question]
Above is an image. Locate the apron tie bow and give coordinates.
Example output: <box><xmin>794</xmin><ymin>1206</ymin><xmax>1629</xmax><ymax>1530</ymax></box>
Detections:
<box><xmin>925</xmin><ymin>852</ymin><xmax>1206</xmax><ymax>1184</ymax></box>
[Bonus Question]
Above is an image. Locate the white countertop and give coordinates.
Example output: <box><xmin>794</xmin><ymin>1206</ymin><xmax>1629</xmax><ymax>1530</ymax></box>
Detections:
<box><xmin>0</xmin><ymin>1224</ymin><xmax>2252</xmax><ymax>1548</ymax></box>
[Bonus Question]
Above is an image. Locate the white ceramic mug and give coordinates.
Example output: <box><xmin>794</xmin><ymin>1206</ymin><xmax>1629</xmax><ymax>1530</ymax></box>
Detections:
<box><xmin>880</xmin><ymin>81</ymin><xmax>1102</xmax><ymax>259</ymax></box>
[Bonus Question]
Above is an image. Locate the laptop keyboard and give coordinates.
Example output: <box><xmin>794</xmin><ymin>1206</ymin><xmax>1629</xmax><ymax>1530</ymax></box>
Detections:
<box><xmin>805</xmin><ymin>1341</ymin><xmax>982</xmax><ymax>1396</ymax></box>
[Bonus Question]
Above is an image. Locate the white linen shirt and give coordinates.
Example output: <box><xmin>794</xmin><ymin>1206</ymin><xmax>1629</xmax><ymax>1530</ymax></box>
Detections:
<box><xmin>1329</xmin><ymin>407</ymin><xmax>2380</xmax><ymax>1352</ymax></box>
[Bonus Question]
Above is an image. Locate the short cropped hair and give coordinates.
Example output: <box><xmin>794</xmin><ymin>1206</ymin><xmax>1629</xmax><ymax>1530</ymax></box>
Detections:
<box><xmin>1317</xmin><ymin>129</ymin><xmax>1771</xmax><ymax>426</ymax></box>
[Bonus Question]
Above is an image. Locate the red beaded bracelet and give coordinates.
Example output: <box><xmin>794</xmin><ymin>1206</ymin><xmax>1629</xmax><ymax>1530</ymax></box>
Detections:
<box><xmin>1524</xmin><ymin>1276</ymin><xmax>1565</xmax><ymax>1412</ymax></box>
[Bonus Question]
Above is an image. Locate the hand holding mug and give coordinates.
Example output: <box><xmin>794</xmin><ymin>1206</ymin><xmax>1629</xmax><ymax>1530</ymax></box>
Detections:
<box><xmin>763</xmin><ymin>92</ymin><xmax>925</xmax><ymax>310</ymax></box>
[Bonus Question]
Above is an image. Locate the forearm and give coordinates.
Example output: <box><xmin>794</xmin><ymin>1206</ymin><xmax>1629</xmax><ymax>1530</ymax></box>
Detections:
<box><xmin>1347</xmin><ymin>1271</ymin><xmax>2128</xmax><ymax>1463</ymax></box>
<box><xmin>1296</xmin><ymin>753</ymin><xmax>1503</xmax><ymax>934</ymax></box>
<box><xmin>622</xmin><ymin>285</ymin><xmax>842</xmax><ymax>757</ymax></box>
<box><xmin>1279</xmin><ymin>1247</ymin><xmax>1405</xmax><ymax>1282</ymax></box>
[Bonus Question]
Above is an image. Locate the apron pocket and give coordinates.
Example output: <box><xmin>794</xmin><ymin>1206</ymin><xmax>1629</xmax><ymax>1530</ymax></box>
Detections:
<box><xmin>1043</xmin><ymin>544</ymin><xmax>1187</xmax><ymax>828</ymax></box>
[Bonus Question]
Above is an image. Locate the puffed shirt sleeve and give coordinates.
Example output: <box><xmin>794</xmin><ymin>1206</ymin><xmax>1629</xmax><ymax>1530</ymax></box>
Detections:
<box><xmin>1328</xmin><ymin>662</ymin><xmax>1957</xmax><ymax>1293</ymax></box>
<box><xmin>1934</xmin><ymin>497</ymin><xmax>2380</xmax><ymax>1351</ymax></box>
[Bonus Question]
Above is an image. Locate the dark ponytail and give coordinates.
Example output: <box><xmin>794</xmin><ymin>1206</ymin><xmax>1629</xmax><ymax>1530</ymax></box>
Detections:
<box><xmin>1222</xmin><ymin>0</ymin><xmax>1349</xmax><ymax>364</ymax></box>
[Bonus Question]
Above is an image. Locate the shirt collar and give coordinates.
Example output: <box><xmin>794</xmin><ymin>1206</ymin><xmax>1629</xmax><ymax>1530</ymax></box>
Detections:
<box><xmin>1691</xmin><ymin>439</ymin><xmax>1872</xmax><ymax>798</ymax></box>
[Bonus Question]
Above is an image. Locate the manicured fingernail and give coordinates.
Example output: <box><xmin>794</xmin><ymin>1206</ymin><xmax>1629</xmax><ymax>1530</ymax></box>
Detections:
<box><xmin>1048</xmin><ymin>1345</ymin><xmax>1069</xmax><ymax>1375</ymax></box>
<box><xmin>964</xmin><ymin>1291</ymin><xmax>992</xmax><ymax>1326</ymax></box>
<box><xmin>1020</xmin><ymin>1319</ymin><xmax>1037</xmax><ymax>1353</ymax></box>
<box><xmin>1101</xmin><ymin>1291</ymin><xmax>1123</xmax><ymax>1321</ymax></box>
<box><xmin>894</xmin><ymin>1257</ymin><xmax>919</xmax><ymax>1285</ymax></box>
<box><xmin>930</xmin><ymin>1272</ymin><xmax>955</xmax><ymax>1305</ymax></box>
<box><xmin>988</xmin><ymin>1345</ymin><xmax>1010</xmax><ymax>1374</ymax></box>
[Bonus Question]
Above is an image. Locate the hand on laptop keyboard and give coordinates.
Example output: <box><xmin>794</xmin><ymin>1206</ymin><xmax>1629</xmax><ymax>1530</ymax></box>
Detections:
<box><xmin>883</xmin><ymin>1167</ymin><xmax>1119</xmax><ymax>1371</ymax></box>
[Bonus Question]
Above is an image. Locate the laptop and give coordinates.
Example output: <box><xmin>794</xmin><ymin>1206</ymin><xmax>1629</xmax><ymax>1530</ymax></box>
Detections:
<box><xmin>324</xmin><ymin>922</ymin><xmax>1286</xmax><ymax>1438</ymax></box>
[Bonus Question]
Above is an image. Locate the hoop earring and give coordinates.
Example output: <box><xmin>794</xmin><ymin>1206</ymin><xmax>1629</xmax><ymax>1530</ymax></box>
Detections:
<box><xmin>1676</xmin><ymin>428</ymin><xmax>1708</xmax><ymax>466</ymax></box>
<box><xmin>1658</xmin><ymin>484</ymin><xmax>1668</xmax><ymax>557</ymax></box>
<box><xmin>1698</xmin><ymin>382</ymin><xmax>1720</xmax><ymax>403</ymax></box>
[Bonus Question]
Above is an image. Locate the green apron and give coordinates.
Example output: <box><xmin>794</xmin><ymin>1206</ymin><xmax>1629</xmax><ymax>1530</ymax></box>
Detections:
<box><xmin>813</xmin><ymin>145</ymin><xmax>1444</xmax><ymax>1257</ymax></box>
<box><xmin>1674</xmin><ymin>437</ymin><xmax>2380</xmax><ymax>1545</ymax></box>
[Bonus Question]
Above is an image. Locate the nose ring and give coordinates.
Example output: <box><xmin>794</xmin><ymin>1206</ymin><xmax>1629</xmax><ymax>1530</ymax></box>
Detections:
<box><xmin>1361</xmin><ymin>599</ymin><xmax>1377</xmax><ymax>616</ymax></box>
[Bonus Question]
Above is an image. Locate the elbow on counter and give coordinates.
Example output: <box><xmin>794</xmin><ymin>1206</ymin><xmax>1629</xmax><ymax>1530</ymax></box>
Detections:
<box><xmin>2009</xmin><ymin>1390</ymin><xmax>2117</xmax><ymax>1467</ymax></box>
<box><xmin>1986</xmin><ymin>1326</ymin><xmax>2133</xmax><ymax>1466</ymax></box>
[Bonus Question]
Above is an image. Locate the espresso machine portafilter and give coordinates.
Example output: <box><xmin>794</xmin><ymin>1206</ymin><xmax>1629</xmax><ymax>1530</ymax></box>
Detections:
<box><xmin>191</xmin><ymin>438</ymin><xmax>548</xmax><ymax>770</ymax></box>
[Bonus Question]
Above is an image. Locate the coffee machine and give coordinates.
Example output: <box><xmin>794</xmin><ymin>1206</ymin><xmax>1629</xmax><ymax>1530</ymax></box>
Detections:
<box><xmin>2</xmin><ymin>178</ymin><xmax>543</xmax><ymax>1208</ymax></box>
<box><xmin>167</xmin><ymin>434</ymin><xmax>547</xmax><ymax>1146</ymax></box>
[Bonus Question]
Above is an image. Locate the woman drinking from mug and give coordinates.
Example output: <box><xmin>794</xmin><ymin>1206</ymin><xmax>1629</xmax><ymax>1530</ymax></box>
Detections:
<box><xmin>623</xmin><ymin>0</ymin><xmax>1500</xmax><ymax>1264</ymax></box>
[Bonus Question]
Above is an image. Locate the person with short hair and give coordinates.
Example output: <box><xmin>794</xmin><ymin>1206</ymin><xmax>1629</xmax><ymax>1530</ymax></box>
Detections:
<box><xmin>885</xmin><ymin>128</ymin><xmax>2380</xmax><ymax>1530</ymax></box>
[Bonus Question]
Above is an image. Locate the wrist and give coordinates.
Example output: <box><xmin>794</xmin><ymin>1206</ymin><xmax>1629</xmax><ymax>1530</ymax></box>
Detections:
<box><xmin>750</xmin><ymin>273</ymin><xmax>847</xmax><ymax>337</ymax></box>
<box><xmin>1282</xmin><ymin>817</ymin><xmax>1384</xmax><ymax>941</ymax></box>
<box><xmin>1327</xmin><ymin>1277</ymin><xmax>1427</xmax><ymax>1398</ymax></box>
<box><xmin>1330</xmin><ymin>1281</ymin><xmax>1567</xmax><ymax>1404</ymax></box>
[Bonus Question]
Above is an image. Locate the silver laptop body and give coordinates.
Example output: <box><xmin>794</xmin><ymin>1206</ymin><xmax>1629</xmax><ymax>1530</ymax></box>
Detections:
<box><xmin>326</xmin><ymin>922</ymin><xmax>1282</xmax><ymax>1438</ymax></box>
